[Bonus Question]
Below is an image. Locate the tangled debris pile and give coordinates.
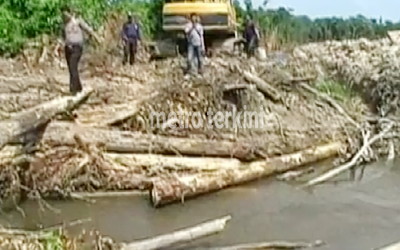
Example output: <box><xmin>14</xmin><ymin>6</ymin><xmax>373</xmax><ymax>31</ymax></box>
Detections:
<box><xmin>3</xmin><ymin>33</ymin><xmax>400</xmax><ymax>248</ymax></box>
<box><xmin>294</xmin><ymin>38</ymin><xmax>400</xmax><ymax>116</ymax></box>
<box><xmin>0</xmin><ymin>50</ymin><xmax>357</xmax><ymax>207</ymax></box>
<box><xmin>3</xmin><ymin>34</ymin><xmax>400</xmax><ymax>212</ymax></box>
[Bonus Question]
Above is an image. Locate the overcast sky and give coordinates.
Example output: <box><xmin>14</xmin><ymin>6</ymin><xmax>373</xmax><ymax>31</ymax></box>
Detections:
<box><xmin>252</xmin><ymin>0</ymin><xmax>399</xmax><ymax>21</ymax></box>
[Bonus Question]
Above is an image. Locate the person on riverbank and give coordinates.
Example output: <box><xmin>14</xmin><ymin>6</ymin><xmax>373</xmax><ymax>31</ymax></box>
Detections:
<box><xmin>185</xmin><ymin>13</ymin><xmax>205</xmax><ymax>75</ymax></box>
<box><xmin>62</xmin><ymin>7</ymin><xmax>100</xmax><ymax>95</ymax></box>
<box><xmin>121</xmin><ymin>14</ymin><xmax>141</xmax><ymax>65</ymax></box>
<box><xmin>243</xmin><ymin>17</ymin><xmax>260</xmax><ymax>58</ymax></box>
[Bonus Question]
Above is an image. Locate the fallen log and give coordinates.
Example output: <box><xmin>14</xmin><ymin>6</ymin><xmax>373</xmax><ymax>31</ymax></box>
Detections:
<box><xmin>305</xmin><ymin>123</ymin><xmax>393</xmax><ymax>187</ymax></box>
<box><xmin>121</xmin><ymin>215</ymin><xmax>231</xmax><ymax>250</ymax></box>
<box><xmin>0</xmin><ymin>90</ymin><xmax>92</xmax><ymax>150</ymax></box>
<box><xmin>151</xmin><ymin>142</ymin><xmax>344</xmax><ymax>207</ymax></box>
<box><xmin>209</xmin><ymin>240</ymin><xmax>324</xmax><ymax>250</ymax></box>
<box><xmin>76</xmin><ymin>92</ymin><xmax>158</xmax><ymax>127</ymax></box>
<box><xmin>377</xmin><ymin>240</ymin><xmax>400</xmax><ymax>250</ymax></box>
<box><xmin>20</xmin><ymin>122</ymin><xmax>265</xmax><ymax>160</ymax></box>
<box><xmin>243</xmin><ymin>70</ymin><xmax>281</xmax><ymax>102</ymax></box>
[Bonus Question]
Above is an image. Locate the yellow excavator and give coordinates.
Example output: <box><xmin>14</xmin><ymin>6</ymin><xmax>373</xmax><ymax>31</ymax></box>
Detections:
<box><xmin>149</xmin><ymin>0</ymin><xmax>238</xmax><ymax>58</ymax></box>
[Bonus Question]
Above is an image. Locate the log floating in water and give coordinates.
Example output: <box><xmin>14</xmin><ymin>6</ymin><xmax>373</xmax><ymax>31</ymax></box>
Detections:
<box><xmin>0</xmin><ymin>90</ymin><xmax>92</xmax><ymax>150</ymax></box>
<box><xmin>306</xmin><ymin>122</ymin><xmax>393</xmax><ymax>187</ymax></box>
<box><xmin>377</xmin><ymin>241</ymin><xmax>400</xmax><ymax>250</ymax></box>
<box><xmin>121</xmin><ymin>215</ymin><xmax>231</xmax><ymax>250</ymax></box>
<box><xmin>151</xmin><ymin>142</ymin><xmax>344</xmax><ymax>207</ymax></box>
<box><xmin>21</xmin><ymin>121</ymin><xmax>265</xmax><ymax>160</ymax></box>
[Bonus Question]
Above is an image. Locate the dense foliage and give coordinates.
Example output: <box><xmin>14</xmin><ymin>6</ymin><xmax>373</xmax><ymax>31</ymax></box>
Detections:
<box><xmin>1</xmin><ymin>0</ymin><xmax>400</xmax><ymax>55</ymax></box>
<box><xmin>239</xmin><ymin>0</ymin><xmax>400</xmax><ymax>46</ymax></box>
<box><xmin>0</xmin><ymin>0</ymin><xmax>163</xmax><ymax>55</ymax></box>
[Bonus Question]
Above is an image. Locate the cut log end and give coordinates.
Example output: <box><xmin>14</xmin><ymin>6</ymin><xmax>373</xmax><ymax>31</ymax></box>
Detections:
<box><xmin>150</xmin><ymin>177</ymin><xmax>185</xmax><ymax>208</ymax></box>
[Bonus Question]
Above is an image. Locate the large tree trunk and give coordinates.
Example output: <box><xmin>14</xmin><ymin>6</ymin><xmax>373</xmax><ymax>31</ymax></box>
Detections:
<box><xmin>122</xmin><ymin>215</ymin><xmax>231</xmax><ymax>250</ymax></box>
<box><xmin>150</xmin><ymin>142</ymin><xmax>344</xmax><ymax>207</ymax></box>
<box><xmin>243</xmin><ymin>71</ymin><xmax>282</xmax><ymax>102</ymax></box>
<box><xmin>21</xmin><ymin>122</ymin><xmax>265</xmax><ymax>161</ymax></box>
<box><xmin>378</xmin><ymin>241</ymin><xmax>400</xmax><ymax>250</ymax></box>
<box><xmin>104</xmin><ymin>153</ymin><xmax>245</xmax><ymax>172</ymax></box>
<box><xmin>0</xmin><ymin>90</ymin><xmax>92</xmax><ymax>150</ymax></box>
<box><xmin>75</xmin><ymin>92</ymin><xmax>158</xmax><ymax>127</ymax></box>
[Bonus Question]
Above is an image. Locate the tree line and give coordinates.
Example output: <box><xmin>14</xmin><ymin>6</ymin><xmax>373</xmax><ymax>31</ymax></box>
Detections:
<box><xmin>1</xmin><ymin>0</ymin><xmax>399</xmax><ymax>55</ymax></box>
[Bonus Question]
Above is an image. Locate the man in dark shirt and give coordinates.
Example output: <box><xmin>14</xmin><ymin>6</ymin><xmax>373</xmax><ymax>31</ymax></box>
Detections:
<box><xmin>121</xmin><ymin>14</ymin><xmax>141</xmax><ymax>65</ymax></box>
<box><xmin>243</xmin><ymin>17</ymin><xmax>260</xmax><ymax>58</ymax></box>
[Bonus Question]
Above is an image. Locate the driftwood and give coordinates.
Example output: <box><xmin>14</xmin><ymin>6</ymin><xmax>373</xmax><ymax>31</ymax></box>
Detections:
<box><xmin>209</xmin><ymin>240</ymin><xmax>324</xmax><ymax>250</ymax></box>
<box><xmin>377</xmin><ymin>240</ymin><xmax>400</xmax><ymax>250</ymax></box>
<box><xmin>21</xmin><ymin>122</ymin><xmax>264</xmax><ymax>160</ymax></box>
<box><xmin>151</xmin><ymin>142</ymin><xmax>343</xmax><ymax>207</ymax></box>
<box><xmin>0</xmin><ymin>90</ymin><xmax>92</xmax><ymax>150</ymax></box>
<box><xmin>306</xmin><ymin>123</ymin><xmax>393</xmax><ymax>186</ymax></box>
<box><xmin>121</xmin><ymin>215</ymin><xmax>231</xmax><ymax>250</ymax></box>
<box><xmin>103</xmin><ymin>92</ymin><xmax>158</xmax><ymax>126</ymax></box>
<box><xmin>243</xmin><ymin>70</ymin><xmax>282</xmax><ymax>102</ymax></box>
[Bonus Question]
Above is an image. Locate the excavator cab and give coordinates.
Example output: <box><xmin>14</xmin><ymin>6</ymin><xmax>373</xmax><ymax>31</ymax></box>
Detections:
<box><xmin>149</xmin><ymin>0</ymin><xmax>238</xmax><ymax>58</ymax></box>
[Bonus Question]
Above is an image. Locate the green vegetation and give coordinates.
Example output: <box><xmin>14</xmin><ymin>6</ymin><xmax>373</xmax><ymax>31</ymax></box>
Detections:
<box><xmin>316</xmin><ymin>80</ymin><xmax>355</xmax><ymax>102</ymax></box>
<box><xmin>1</xmin><ymin>0</ymin><xmax>400</xmax><ymax>55</ymax></box>
<box><xmin>0</xmin><ymin>0</ymin><xmax>163</xmax><ymax>55</ymax></box>
<box><xmin>238</xmin><ymin>0</ymin><xmax>397</xmax><ymax>47</ymax></box>
<box><xmin>40</xmin><ymin>230</ymin><xmax>64</xmax><ymax>250</ymax></box>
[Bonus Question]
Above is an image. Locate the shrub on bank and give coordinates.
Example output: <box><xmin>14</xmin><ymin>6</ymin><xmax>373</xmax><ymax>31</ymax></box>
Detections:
<box><xmin>0</xmin><ymin>0</ymin><xmax>163</xmax><ymax>56</ymax></box>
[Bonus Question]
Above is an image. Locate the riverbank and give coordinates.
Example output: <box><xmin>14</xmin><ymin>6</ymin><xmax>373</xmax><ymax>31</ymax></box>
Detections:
<box><xmin>0</xmin><ymin>36</ymin><xmax>399</xmax><ymax>248</ymax></box>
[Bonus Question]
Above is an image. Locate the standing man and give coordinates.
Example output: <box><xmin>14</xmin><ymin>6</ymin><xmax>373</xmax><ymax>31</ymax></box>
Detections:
<box><xmin>121</xmin><ymin>14</ymin><xmax>141</xmax><ymax>65</ymax></box>
<box><xmin>184</xmin><ymin>13</ymin><xmax>205</xmax><ymax>75</ymax></box>
<box><xmin>62</xmin><ymin>7</ymin><xmax>100</xmax><ymax>95</ymax></box>
<box><xmin>243</xmin><ymin>17</ymin><xmax>260</xmax><ymax>58</ymax></box>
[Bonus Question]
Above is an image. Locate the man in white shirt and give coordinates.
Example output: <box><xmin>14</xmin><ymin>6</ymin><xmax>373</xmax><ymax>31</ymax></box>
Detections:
<box><xmin>62</xmin><ymin>7</ymin><xmax>100</xmax><ymax>94</ymax></box>
<box><xmin>184</xmin><ymin>13</ymin><xmax>205</xmax><ymax>75</ymax></box>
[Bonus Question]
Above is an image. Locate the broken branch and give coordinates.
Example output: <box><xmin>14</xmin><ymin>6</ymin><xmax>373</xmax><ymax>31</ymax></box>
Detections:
<box><xmin>306</xmin><ymin>123</ymin><xmax>394</xmax><ymax>186</ymax></box>
<box><xmin>243</xmin><ymin>70</ymin><xmax>282</xmax><ymax>102</ymax></box>
<box><xmin>0</xmin><ymin>90</ymin><xmax>92</xmax><ymax>150</ymax></box>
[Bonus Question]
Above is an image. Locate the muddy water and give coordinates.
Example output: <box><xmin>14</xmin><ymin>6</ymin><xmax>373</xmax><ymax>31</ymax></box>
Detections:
<box><xmin>1</xmin><ymin>160</ymin><xmax>400</xmax><ymax>250</ymax></box>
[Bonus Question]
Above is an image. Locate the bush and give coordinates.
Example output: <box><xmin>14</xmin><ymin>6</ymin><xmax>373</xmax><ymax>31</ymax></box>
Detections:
<box><xmin>0</xmin><ymin>0</ymin><xmax>163</xmax><ymax>56</ymax></box>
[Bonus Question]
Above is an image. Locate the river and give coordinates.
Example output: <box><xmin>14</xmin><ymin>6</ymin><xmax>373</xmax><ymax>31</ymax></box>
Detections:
<box><xmin>1</xmin><ymin>160</ymin><xmax>399</xmax><ymax>250</ymax></box>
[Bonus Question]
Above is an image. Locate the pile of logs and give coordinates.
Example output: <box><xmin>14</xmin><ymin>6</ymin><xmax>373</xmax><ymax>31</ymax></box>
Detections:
<box><xmin>0</xmin><ymin>88</ymin><xmax>346</xmax><ymax>208</ymax></box>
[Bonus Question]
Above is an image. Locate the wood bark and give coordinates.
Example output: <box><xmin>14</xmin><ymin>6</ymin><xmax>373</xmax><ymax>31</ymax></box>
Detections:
<box><xmin>210</xmin><ymin>240</ymin><xmax>323</xmax><ymax>250</ymax></box>
<box><xmin>378</xmin><ymin>241</ymin><xmax>400</xmax><ymax>250</ymax></box>
<box><xmin>105</xmin><ymin>153</ymin><xmax>247</xmax><ymax>172</ymax></box>
<box><xmin>76</xmin><ymin>92</ymin><xmax>158</xmax><ymax>127</ymax></box>
<box><xmin>243</xmin><ymin>71</ymin><xmax>281</xmax><ymax>102</ymax></box>
<box><xmin>20</xmin><ymin>122</ymin><xmax>265</xmax><ymax>160</ymax></box>
<box><xmin>0</xmin><ymin>90</ymin><xmax>92</xmax><ymax>150</ymax></box>
<box><xmin>121</xmin><ymin>215</ymin><xmax>231</xmax><ymax>250</ymax></box>
<box><xmin>151</xmin><ymin>142</ymin><xmax>344</xmax><ymax>207</ymax></box>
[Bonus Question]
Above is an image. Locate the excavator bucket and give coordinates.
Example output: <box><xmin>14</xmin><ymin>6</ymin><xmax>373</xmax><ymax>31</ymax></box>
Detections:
<box><xmin>148</xmin><ymin>38</ymin><xmax>179</xmax><ymax>59</ymax></box>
